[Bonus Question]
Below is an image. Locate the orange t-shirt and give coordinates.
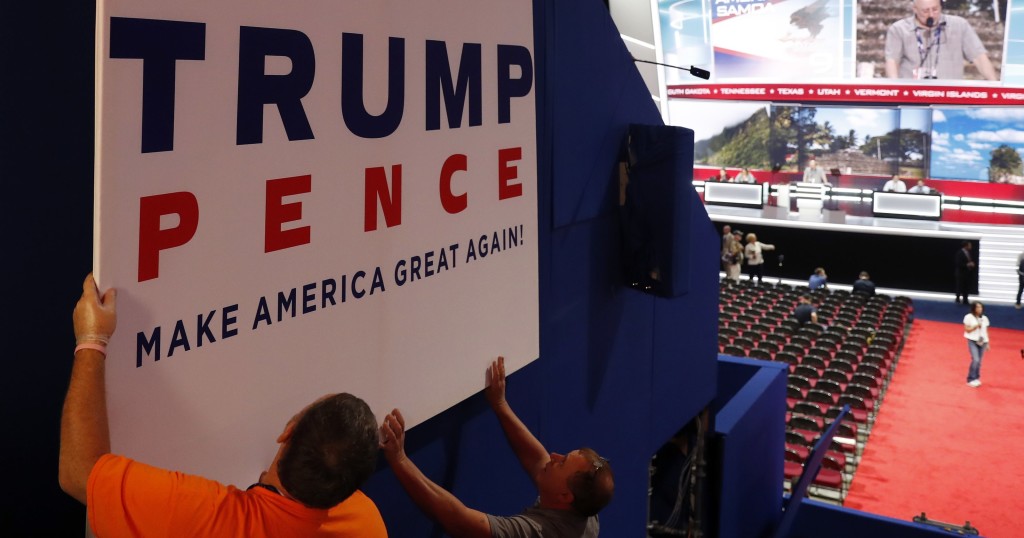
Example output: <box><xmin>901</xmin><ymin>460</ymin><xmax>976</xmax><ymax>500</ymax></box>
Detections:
<box><xmin>87</xmin><ymin>454</ymin><xmax>387</xmax><ymax>538</ymax></box>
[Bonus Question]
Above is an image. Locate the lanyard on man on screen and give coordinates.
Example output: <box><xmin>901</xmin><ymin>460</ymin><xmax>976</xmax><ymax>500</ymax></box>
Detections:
<box><xmin>915</xmin><ymin>18</ymin><xmax>944</xmax><ymax>79</ymax></box>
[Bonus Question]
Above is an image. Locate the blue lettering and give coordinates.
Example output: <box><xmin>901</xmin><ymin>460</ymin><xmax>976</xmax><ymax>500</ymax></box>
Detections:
<box><xmin>395</xmin><ymin>260</ymin><xmax>407</xmax><ymax>286</ymax></box>
<box><xmin>425</xmin><ymin>41</ymin><xmax>482</xmax><ymax>131</ymax></box>
<box><xmin>322</xmin><ymin>279</ymin><xmax>337</xmax><ymax>308</ymax></box>
<box><xmin>222</xmin><ymin>304</ymin><xmax>239</xmax><ymax>339</ymax></box>
<box><xmin>197</xmin><ymin>310</ymin><xmax>216</xmax><ymax>347</ymax></box>
<box><xmin>109</xmin><ymin>17</ymin><xmax>206</xmax><ymax>153</ymax></box>
<box><xmin>302</xmin><ymin>282</ymin><xmax>316</xmax><ymax>314</ymax></box>
<box><xmin>370</xmin><ymin>266</ymin><xmax>386</xmax><ymax>294</ymax></box>
<box><xmin>341</xmin><ymin>33</ymin><xmax>405</xmax><ymax>138</ymax></box>
<box><xmin>136</xmin><ymin>327</ymin><xmax>161</xmax><ymax>367</ymax></box>
<box><xmin>237</xmin><ymin>26</ymin><xmax>316</xmax><ymax>145</ymax></box>
<box><xmin>424</xmin><ymin>250</ymin><xmax>435</xmax><ymax>277</ymax></box>
<box><xmin>448</xmin><ymin>243</ymin><xmax>459</xmax><ymax>267</ymax></box>
<box><xmin>437</xmin><ymin>246</ymin><xmax>449</xmax><ymax>272</ymax></box>
<box><xmin>478</xmin><ymin>234</ymin><xmax>489</xmax><ymax>257</ymax></box>
<box><xmin>352</xmin><ymin>270</ymin><xmax>367</xmax><ymax>299</ymax></box>
<box><xmin>168</xmin><ymin>319</ymin><xmax>190</xmax><ymax>357</ymax></box>
<box><xmin>410</xmin><ymin>255</ymin><xmax>422</xmax><ymax>282</ymax></box>
<box><xmin>496</xmin><ymin>45</ymin><xmax>533</xmax><ymax>124</ymax></box>
<box><xmin>278</xmin><ymin>288</ymin><xmax>297</xmax><ymax>320</ymax></box>
<box><xmin>253</xmin><ymin>296</ymin><xmax>272</xmax><ymax>329</ymax></box>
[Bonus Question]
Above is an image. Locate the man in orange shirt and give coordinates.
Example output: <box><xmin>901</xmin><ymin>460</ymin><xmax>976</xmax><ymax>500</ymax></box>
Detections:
<box><xmin>59</xmin><ymin>275</ymin><xmax>388</xmax><ymax>537</ymax></box>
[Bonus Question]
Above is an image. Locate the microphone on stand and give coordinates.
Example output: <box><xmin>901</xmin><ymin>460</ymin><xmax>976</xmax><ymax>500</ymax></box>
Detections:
<box><xmin>632</xmin><ymin>58</ymin><xmax>711</xmax><ymax>80</ymax></box>
<box><xmin>926</xmin><ymin>16</ymin><xmax>934</xmax><ymax>27</ymax></box>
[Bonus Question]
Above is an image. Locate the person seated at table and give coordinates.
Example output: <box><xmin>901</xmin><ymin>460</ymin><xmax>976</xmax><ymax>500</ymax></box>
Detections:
<box><xmin>908</xmin><ymin>179</ymin><xmax>936</xmax><ymax>194</ymax></box>
<box><xmin>711</xmin><ymin>167</ymin><xmax>731</xmax><ymax>182</ymax></box>
<box><xmin>734</xmin><ymin>167</ymin><xmax>757</xmax><ymax>183</ymax></box>
<box><xmin>882</xmin><ymin>175</ymin><xmax>907</xmax><ymax>192</ymax></box>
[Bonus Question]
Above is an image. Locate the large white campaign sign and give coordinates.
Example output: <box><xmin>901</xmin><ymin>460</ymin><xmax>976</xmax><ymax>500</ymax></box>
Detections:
<box><xmin>95</xmin><ymin>0</ymin><xmax>538</xmax><ymax>486</ymax></box>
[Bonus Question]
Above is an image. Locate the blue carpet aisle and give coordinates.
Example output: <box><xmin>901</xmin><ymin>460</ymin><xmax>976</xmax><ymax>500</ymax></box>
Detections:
<box><xmin>912</xmin><ymin>298</ymin><xmax>1024</xmax><ymax>331</ymax></box>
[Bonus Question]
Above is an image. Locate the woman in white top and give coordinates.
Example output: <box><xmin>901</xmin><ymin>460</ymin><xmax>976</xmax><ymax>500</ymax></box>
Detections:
<box><xmin>744</xmin><ymin>233</ymin><xmax>775</xmax><ymax>284</ymax></box>
<box><xmin>963</xmin><ymin>302</ymin><xmax>990</xmax><ymax>387</ymax></box>
<box><xmin>734</xmin><ymin>167</ymin><xmax>757</xmax><ymax>184</ymax></box>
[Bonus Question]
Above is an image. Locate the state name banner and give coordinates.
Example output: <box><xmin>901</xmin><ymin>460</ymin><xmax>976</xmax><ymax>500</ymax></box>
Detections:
<box><xmin>95</xmin><ymin>0</ymin><xmax>538</xmax><ymax>487</ymax></box>
<box><xmin>667</xmin><ymin>82</ymin><xmax>1024</xmax><ymax>105</ymax></box>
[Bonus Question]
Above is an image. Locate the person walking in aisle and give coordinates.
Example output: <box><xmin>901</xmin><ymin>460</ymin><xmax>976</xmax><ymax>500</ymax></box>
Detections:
<box><xmin>744</xmin><ymin>233</ymin><xmax>775</xmax><ymax>284</ymax></box>
<box><xmin>1016</xmin><ymin>250</ymin><xmax>1024</xmax><ymax>309</ymax></box>
<box><xmin>963</xmin><ymin>301</ymin><xmax>990</xmax><ymax>387</ymax></box>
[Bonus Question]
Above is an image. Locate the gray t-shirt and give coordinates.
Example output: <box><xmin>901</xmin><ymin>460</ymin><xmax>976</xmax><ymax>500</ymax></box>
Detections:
<box><xmin>802</xmin><ymin>166</ymin><xmax>827</xmax><ymax>183</ymax></box>
<box><xmin>488</xmin><ymin>506</ymin><xmax>599</xmax><ymax>537</ymax></box>
<box><xmin>884</xmin><ymin>15</ymin><xmax>986</xmax><ymax>79</ymax></box>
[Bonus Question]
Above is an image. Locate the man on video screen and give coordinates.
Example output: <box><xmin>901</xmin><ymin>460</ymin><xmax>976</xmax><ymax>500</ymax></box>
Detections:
<box><xmin>884</xmin><ymin>0</ymin><xmax>997</xmax><ymax>81</ymax></box>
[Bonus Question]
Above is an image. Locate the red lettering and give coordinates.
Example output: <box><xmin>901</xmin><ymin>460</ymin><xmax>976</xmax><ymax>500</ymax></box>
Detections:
<box><xmin>364</xmin><ymin>165</ymin><xmax>402</xmax><ymax>231</ymax></box>
<box><xmin>138</xmin><ymin>192</ymin><xmax>199</xmax><ymax>282</ymax></box>
<box><xmin>440</xmin><ymin>154</ymin><xmax>468</xmax><ymax>214</ymax></box>
<box><xmin>498</xmin><ymin>147</ymin><xmax>522</xmax><ymax>200</ymax></box>
<box><xmin>265</xmin><ymin>175</ymin><xmax>312</xmax><ymax>253</ymax></box>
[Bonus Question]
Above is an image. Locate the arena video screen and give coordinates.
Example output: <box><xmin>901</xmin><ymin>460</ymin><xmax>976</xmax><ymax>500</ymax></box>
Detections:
<box><xmin>658</xmin><ymin>0</ymin><xmax>1013</xmax><ymax>84</ymax></box>
<box><xmin>659</xmin><ymin>0</ymin><xmax>1024</xmax><ymax>185</ymax></box>
<box><xmin>680</xmin><ymin>101</ymin><xmax>932</xmax><ymax>177</ymax></box>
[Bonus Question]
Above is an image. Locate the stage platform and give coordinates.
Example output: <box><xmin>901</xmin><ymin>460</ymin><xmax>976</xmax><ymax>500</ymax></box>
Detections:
<box><xmin>708</xmin><ymin>205</ymin><xmax>1024</xmax><ymax>304</ymax></box>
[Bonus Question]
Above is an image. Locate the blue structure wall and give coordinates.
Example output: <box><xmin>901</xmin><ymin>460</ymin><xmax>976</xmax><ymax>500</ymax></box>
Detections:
<box><xmin>713</xmin><ymin>356</ymin><xmax>788</xmax><ymax>538</ymax></box>
<box><xmin>363</xmin><ymin>0</ymin><xmax>720</xmax><ymax>535</ymax></box>
<box><xmin>790</xmin><ymin>501</ymin><xmax>965</xmax><ymax>538</ymax></box>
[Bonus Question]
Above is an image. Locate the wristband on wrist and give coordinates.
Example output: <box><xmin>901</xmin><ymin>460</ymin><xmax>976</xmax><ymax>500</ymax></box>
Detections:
<box><xmin>77</xmin><ymin>333</ymin><xmax>110</xmax><ymax>345</ymax></box>
<box><xmin>75</xmin><ymin>343</ymin><xmax>107</xmax><ymax>356</ymax></box>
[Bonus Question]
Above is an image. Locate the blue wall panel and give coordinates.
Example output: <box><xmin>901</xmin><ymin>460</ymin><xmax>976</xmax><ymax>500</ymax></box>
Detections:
<box><xmin>550</xmin><ymin>0</ymin><xmax>663</xmax><ymax>228</ymax></box>
<box><xmin>790</xmin><ymin>500</ymin><xmax>965</xmax><ymax>538</ymax></box>
<box><xmin>364</xmin><ymin>0</ymin><xmax>721</xmax><ymax>534</ymax></box>
<box><xmin>649</xmin><ymin>193</ymin><xmax>719</xmax><ymax>449</ymax></box>
<box><xmin>538</xmin><ymin>0</ymin><xmax>719</xmax><ymax>533</ymax></box>
<box><xmin>543</xmin><ymin>217</ymin><xmax>656</xmax><ymax>531</ymax></box>
<box><xmin>714</xmin><ymin>356</ymin><xmax>787</xmax><ymax>538</ymax></box>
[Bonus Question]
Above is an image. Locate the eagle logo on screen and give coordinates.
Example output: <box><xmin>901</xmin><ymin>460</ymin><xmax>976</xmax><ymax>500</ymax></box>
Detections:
<box><xmin>789</xmin><ymin>0</ymin><xmax>831</xmax><ymax>38</ymax></box>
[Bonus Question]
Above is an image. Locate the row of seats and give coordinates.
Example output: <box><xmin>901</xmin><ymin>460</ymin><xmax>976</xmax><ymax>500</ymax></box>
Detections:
<box><xmin>718</xmin><ymin>279</ymin><xmax>913</xmax><ymax>502</ymax></box>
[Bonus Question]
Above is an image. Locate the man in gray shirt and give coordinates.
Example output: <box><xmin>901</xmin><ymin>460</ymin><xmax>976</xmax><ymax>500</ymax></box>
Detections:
<box><xmin>802</xmin><ymin>159</ymin><xmax>828</xmax><ymax>184</ymax></box>
<box><xmin>380</xmin><ymin>357</ymin><xmax>614</xmax><ymax>537</ymax></box>
<box><xmin>884</xmin><ymin>0</ymin><xmax>997</xmax><ymax>80</ymax></box>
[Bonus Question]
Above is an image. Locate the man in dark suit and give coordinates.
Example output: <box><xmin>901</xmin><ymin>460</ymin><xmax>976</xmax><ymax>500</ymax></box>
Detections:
<box><xmin>793</xmin><ymin>295</ymin><xmax>819</xmax><ymax>325</ymax></box>
<box><xmin>954</xmin><ymin>242</ymin><xmax>976</xmax><ymax>304</ymax></box>
<box><xmin>852</xmin><ymin>271</ymin><xmax>876</xmax><ymax>296</ymax></box>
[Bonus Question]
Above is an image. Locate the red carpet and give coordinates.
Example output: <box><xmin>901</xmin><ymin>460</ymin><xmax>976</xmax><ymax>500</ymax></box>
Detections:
<box><xmin>844</xmin><ymin>320</ymin><xmax>1024</xmax><ymax>537</ymax></box>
